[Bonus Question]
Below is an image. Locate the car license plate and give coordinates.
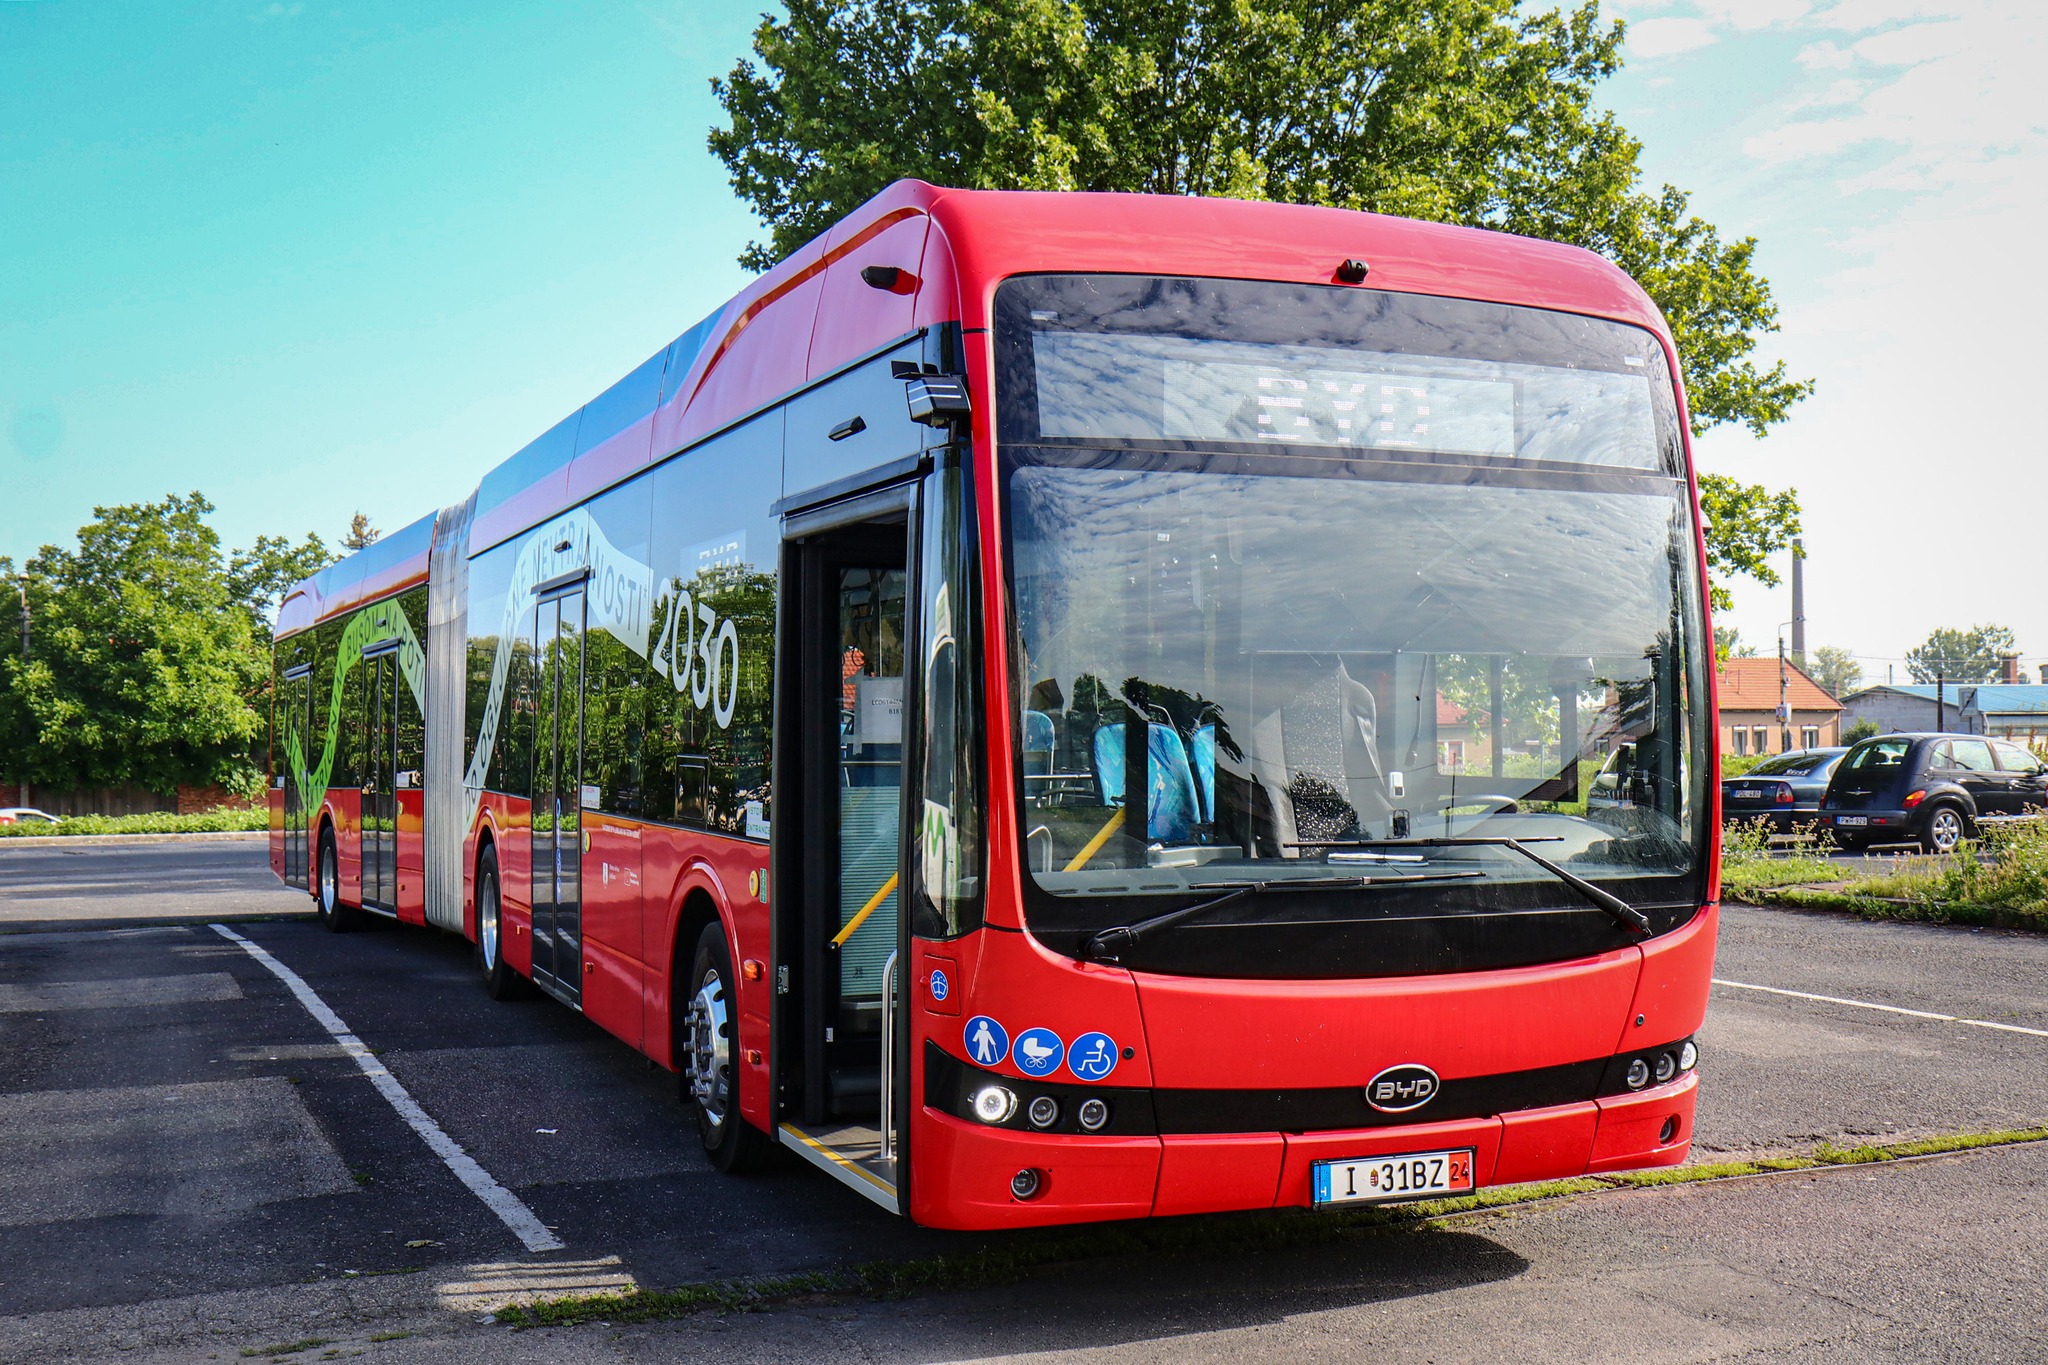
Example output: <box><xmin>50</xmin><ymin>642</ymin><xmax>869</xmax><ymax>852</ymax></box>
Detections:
<box><xmin>1731</xmin><ymin>788</ymin><xmax>1761</xmax><ymax>800</ymax></box>
<box><xmin>1313</xmin><ymin>1148</ymin><xmax>1476</xmax><ymax>1206</ymax></box>
<box><xmin>1837</xmin><ymin>815</ymin><xmax>1868</xmax><ymax>826</ymax></box>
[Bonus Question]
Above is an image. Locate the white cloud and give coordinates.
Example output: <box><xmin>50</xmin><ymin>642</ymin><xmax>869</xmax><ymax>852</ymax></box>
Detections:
<box><xmin>1796</xmin><ymin>40</ymin><xmax>1856</xmax><ymax>69</ymax></box>
<box><xmin>1629</xmin><ymin>17</ymin><xmax>1722</xmax><ymax>57</ymax></box>
<box><xmin>1690</xmin><ymin>2</ymin><xmax>2048</xmax><ymax>662</ymax></box>
<box><xmin>1697</xmin><ymin>0</ymin><xmax>1813</xmax><ymax>29</ymax></box>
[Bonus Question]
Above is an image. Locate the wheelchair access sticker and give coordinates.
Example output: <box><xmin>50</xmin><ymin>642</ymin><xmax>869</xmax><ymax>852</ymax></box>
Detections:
<box><xmin>1067</xmin><ymin>1032</ymin><xmax>1119</xmax><ymax>1082</ymax></box>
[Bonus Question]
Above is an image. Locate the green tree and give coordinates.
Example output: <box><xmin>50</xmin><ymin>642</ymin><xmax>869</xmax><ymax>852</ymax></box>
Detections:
<box><xmin>1714</xmin><ymin>625</ymin><xmax>1758</xmax><ymax>660</ymax></box>
<box><xmin>1806</xmin><ymin>644</ymin><xmax>1861</xmax><ymax>699</ymax></box>
<box><xmin>0</xmin><ymin>494</ymin><xmax>267</xmax><ymax>794</ymax></box>
<box><xmin>341</xmin><ymin>513</ymin><xmax>380</xmax><ymax>551</ymax></box>
<box><xmin>1905</xmin><ymin>625</ymin><xmax>2018</xmax><ymax>685</ymax></box>
<box><xmin>0</xmin><ymin>494</ymin><xmax>335</xmax><ymax>798</ymax></box>
<box><xmin>710</xmin><ymin>1</ymin><xmax>1811</xmax><ymax>605</ymax></box>
<box><xmin>228</xmin><ymin>532</ymin><xmax>333</xmax><ymax>626</ymax></box>
<box><xmin>1843</xmin><ymin>717</ymin><xmax>1879</xmax><ymax>745</ymax></box>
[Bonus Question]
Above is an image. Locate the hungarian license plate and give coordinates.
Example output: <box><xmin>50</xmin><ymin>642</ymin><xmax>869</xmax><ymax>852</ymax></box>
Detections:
<box><xmin>1836</xmin><ymin>815</ymin><xmax>1868</xmax><ymax>827</ymax></box>
<box><xmin>1313</xmin><ymin>1148</ymin><xmax>1476</xmax><ymax>1206</ymax></box>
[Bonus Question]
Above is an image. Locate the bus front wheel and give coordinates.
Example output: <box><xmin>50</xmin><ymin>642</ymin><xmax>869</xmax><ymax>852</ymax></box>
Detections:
<box><xmin>684</xmin><ymin>922</ymin><xmax>775</xmax><ymax>1173</ymax></box>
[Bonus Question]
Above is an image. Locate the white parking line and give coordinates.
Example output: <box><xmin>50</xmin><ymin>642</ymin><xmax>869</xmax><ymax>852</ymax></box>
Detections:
<box><xmin>1714</xmin><ymin>977</ymin><xmax>2048</xmax><ymax>1039</ymax></box>
<box><xmin>210</xmin><ymin>923</ymin><xmax>564</xmax><ymax>1253</ymax></box>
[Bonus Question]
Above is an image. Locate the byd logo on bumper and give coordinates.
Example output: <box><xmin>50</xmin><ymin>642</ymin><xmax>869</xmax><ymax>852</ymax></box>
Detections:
<box><xmin>1365</xmin><ymin>1063</ymin><xmax>1440</xmax><ymax>1113</ymax></box>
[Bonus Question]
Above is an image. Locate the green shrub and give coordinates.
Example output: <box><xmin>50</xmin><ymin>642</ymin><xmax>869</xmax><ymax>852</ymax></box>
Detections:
<box><xmin>0</xmin><ymin>808</ymin><xmax>268</xmax><ymax>838</ymax></box>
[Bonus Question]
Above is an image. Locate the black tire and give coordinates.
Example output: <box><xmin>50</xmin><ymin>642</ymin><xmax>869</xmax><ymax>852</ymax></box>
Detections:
<box><xmin>313</xmin><ymin>825</ymin><xmax>362</xmax><ymax>932</ymax></box>
<box><xmin>1919</xmin><ymin>803</ymin><xmax>1969</xmax><ymax>855</ymax></box>
<box><xmin>682</xmin><ymin>922</ymin><xmax>776</xmax><ymax>1173</ymax></box>
<box><xmin>476</xmin><ymin>845</ymin><xmax>529</xmax><ymax>1000</ymax></box>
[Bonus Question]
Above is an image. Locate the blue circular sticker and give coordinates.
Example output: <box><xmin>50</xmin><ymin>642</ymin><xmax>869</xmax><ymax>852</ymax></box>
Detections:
<box><xmin>963</xmin><ymin>1015</ymin><xmax>1009</xmax><ymax>1067</ymax></box>
<box><xmin>1014</xmin><ymin>1028</ymin><xmax>1065</xmax><ymax>1078</ymax></box>
<box><xmin>1068</xmin><ymin>1032</ymin><xmax>1120</xmax><ymax>1082</ymax></box>
<box><xmin>929</xmin><ymin>967</ymin><xmax>950</xmax><ymax>1002</ymax></box>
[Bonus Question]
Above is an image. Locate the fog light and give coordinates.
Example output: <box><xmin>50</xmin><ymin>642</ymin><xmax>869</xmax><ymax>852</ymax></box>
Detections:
<box><xmin>972</xmin><ymin>1084</ymin><xmax>1017</xmax><ymax>1124</ymax></box>
<box><xmin>1077</xmin><ymin>1097</ymin><xmax>1110</xmax><ymax>1131</ymax></box>
<box><xmin>1654</xmin><ymin>1052</ymin><xmax>1678</xmax><ymax>1085</ymax></box>
<box><xmin>1659</xmin><ymin>1115</ymin><xmax>1680</xmax><ymax>1144</ymax></box>
<box><xmin>1678</xmin><ymin>1040</ymin><xmax>1699</xmax><ymax>1071</ymax></box>
<box><xmin>1010</xmin><ymin>1167</ymin><xmax>1043</xmax><ymax>1200</ymax></box>
<box><xmin>1027</xmin><ymin>1095</ymin><xmax>1060</xmax><ymax>1129</ymax></box>
<box><xmin>1625</xmin><ymin>1058</ymin><xmax>1650</xmax><ymax>1090</ymax></box>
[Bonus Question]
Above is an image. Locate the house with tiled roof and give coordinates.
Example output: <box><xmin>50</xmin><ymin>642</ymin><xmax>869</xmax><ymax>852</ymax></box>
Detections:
<box><xmin>1714</xmin><ymin>656</ymin><xmax>1842</xmax><ymax>757</ymax></box>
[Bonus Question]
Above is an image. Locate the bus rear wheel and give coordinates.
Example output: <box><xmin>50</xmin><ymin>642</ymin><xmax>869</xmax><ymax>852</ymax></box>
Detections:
<box><xmin>684</xmin><ymin>922</ymin><xmax>775</xmax><ymax>1173</ymax></box>
<box><xmin>476</xmin><ymin>846</ymin><xmax>528</xmax><ymax>1000</ymax></box>
<box><xmin>314</xmin><ymin>827</ymin><xmax>361</xmax><ymax>932</ymax></box>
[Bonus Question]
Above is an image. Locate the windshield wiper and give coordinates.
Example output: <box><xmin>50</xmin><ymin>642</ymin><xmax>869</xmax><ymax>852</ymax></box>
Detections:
<box><xmin>1079</xmin><ymin>870</ymin><xmax>1484</xmax><ymax>963</ymax></box>
<box><xmin>1312</xmin><ymin>836</ymin><xmax>1653</xmax><ymax>935</ymax></box>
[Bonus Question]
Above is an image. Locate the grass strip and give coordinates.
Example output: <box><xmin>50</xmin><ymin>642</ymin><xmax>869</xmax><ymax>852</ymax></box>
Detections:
<box><xmin>493</xmin><ymin>1126</ymin><xmax>2048</xmax><ymax>1330</ymax></box>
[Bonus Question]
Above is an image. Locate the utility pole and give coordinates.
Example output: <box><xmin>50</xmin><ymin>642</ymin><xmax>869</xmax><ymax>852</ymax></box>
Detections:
<box><xmin>1778</xmin><ymin>636</ymin><xmax>1792</xmax><ymax>754</ymax></box>
<box><xmin>1937</xmin><ymin>672</ymin><xmax>1945</xmax><ymax>732</ymax></box>
<box><xmin>13</xmin><ymin>574</ymin><xmax>26</xmax><ymax>808</ymax></box>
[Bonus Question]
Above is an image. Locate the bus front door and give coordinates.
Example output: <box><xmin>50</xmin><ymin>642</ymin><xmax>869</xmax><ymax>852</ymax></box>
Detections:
<box><xmin>775</xmin><ymin>508</ymin><xmax>913</xmax><ymax>1210</ymax></box>
<box><xmin>531</xmin><ymin>584</ymin><xmax>587</xmax><ymax>1007</ymax></box>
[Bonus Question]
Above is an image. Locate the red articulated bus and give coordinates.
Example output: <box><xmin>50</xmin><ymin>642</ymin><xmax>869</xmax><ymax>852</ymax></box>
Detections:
<box><xmin>269</xmin><ymin>181</ymin><xmax>1721</xmax><ymax>1230</ymax></box>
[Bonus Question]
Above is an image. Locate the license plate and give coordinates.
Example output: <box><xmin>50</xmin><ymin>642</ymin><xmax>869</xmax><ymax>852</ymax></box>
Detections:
<box><xmin>1313</xmin><ymin>1148</ymin><xmax>1476</xmax><ymax>1206</ymax></box>
<box><xmin>1836</xmin><ymin>815</ymin><xmax>1868</xmax><ymax>826</ymax></box>
<box><xmin>1730</xmin><ymin>789</ymin><xmax>1761</xmax><ymax>800</ymax></box>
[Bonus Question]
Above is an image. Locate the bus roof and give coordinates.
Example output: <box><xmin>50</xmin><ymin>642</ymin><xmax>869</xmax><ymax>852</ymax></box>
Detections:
<box><xmin>278</xmin><ymin>181</ymin><xmax>1676</xmax><ymax>639</ymax></box>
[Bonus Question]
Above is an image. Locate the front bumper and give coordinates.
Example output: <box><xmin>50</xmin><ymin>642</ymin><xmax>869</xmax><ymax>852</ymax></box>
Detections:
<box><xmin>907</xmin><ymin>1071</ymin><xmax>1699</xmax><ymax>1229</ymax></box>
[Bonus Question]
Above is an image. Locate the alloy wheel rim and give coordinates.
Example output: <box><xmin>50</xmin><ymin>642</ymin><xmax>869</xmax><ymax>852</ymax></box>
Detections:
<box><xmin>1931</xmin><ymin>810</ymin><xmax>1961</xmax><ymax>852</ymax></box>
<box><xmin>686</xmin><ymin>967</ymin><xmax>732</xmax><ymax>1129</ymax></box>
<box><xmin>481</xmin><ymin>873</ymin><xmax>500</xmax><ymax>968</ymax></box>
<box><xmin>319</xmin><ymin>845</ymin><xmax>337</xmax><ymax>912</ymax></box>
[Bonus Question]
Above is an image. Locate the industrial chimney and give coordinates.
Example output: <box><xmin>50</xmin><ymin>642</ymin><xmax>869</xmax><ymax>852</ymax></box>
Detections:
<box><xmin>1790</xmin><ymin>540</ymin><xmax>1806</xmax><ymax>662</ymax></box>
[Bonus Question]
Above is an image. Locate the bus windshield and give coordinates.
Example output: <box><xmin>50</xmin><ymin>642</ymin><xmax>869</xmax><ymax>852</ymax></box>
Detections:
<box><xmin>994</xmin><ymin>275</ymin><xmax>1708</xmax><ymax>938</ymax></box>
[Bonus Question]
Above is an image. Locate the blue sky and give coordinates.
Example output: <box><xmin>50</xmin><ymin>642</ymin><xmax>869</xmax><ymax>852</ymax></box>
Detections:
<box><xmin>4</xmin><ymin>0</ymin><xmax>2043</xmax><ymax>684</ymax></box>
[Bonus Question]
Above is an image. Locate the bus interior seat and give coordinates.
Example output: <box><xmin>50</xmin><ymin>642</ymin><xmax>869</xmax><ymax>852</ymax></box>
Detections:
<box><xmin>1023</xmin><ymin>708</ymin><xmax>1055</xmax><ymax>776</ymax></box>
<box><xmin>1092</xmin><ymin>720</ymin><xmax>1202</xmax><ymax>843</ymax></box>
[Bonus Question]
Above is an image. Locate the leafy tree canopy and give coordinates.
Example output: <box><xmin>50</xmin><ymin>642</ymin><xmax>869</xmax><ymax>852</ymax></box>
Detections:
<box><xmin>1905</xmin><ymin>624</ymin><xmax>2018</xmax><ymax>685</ymax></box>
<box><xmin>712</xmin><ymin>0</ymin><xmax>1810</xmax><ymax>603</ymax></box>
<box><xmin>1</xmin><ymin>494</ymin><xmax>333</xmax><ymax>796</ymax></box>
<box><xmin>341</xmin><ymin>512</ymin><xmax>381</xmax><ymax>551</ymax></box>
<box><xmin>228</xmin><ymin>532</ymin><xmax>333</xmax><ymax>626</ymax></box>
<box><xmin>1806</xmin><ymin>644</ymin><xmax>1861</xmax><ymax>700</ymax></box>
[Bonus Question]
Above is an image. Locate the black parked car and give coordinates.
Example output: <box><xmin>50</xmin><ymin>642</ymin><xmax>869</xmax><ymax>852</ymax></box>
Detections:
<box><xmin>1818</xmin><ymin>733</ymin><xmax>2048</xmax><ymax>853</ymax></box>
<box><xmin>1721</xmin><ymin>747</ymin><xmax>1846</xmax><ymax>833</ymax></box>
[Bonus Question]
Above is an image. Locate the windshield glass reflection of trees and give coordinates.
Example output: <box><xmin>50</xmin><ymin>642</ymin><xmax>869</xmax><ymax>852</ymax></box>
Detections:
<box><xmin>1010</xmin><ymin>465</ymin><xmax>1701</xmax><ymax>903</ymax></box>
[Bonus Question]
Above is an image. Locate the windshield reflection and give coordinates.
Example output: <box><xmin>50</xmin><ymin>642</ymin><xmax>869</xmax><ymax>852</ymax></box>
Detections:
<box><xmin>1008</xmin><ymin>461</ymin><xmax>1703</xmax><ymax>903</ymax></box>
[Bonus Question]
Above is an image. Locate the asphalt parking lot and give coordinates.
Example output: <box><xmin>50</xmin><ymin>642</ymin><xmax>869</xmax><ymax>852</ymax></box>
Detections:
<box><xmin>2</xmin><ymin>838</ymin><xmax>2045</xmax><ymax>1362</ymax></box>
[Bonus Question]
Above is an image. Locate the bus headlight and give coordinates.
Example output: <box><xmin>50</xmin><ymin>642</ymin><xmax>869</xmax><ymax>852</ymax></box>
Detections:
<box><xmin>1679</xmin><ymin>1040</ymin><xmax>1699</xmax><ymax>1071</ymax></box>
<box><xmin>1653</xmin><ymin>1051</ymin><xmax>1677</xmax><ymax>1085</ymax></box>
<box><xmin>1625</xmin><ymin>1058</ymin><xmax>1650</xmax><ymax>1090</ymax></box>
<box><xmin>972</xmin><ymin>1085</ymin><xmax>1018</xmax><ymax>1124</ymax></box>
<box><xmin>1077</xmin><ymin>1098</ymin><xmax>1110</xmax><ymax>1131</ymax></box>
<box><xmin>1027</xmin><ymin>1095</ymin><xmax>1060</xmax><ymax>1129</ymax></box>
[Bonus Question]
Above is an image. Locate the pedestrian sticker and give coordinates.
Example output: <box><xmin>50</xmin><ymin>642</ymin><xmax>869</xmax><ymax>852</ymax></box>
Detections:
<box><xmin>1068</xmin><ymin>1032</ymin><xmax>1119</xmax><ymax>1081</ymax></box>
<box><xmin>1014</xmin><ymin>1028</ymin><xmax>1065</xmax><ymax>1078</ymax></box>
<box><xmin>965</xmin><ymin>1015</ymin><xmax>1008</xmax><ymax>1067</ymax></box>
<box><xmin>929</xmin><ymin>968</ymin><xmax>950</xmax><ymax>1002</ymax></box>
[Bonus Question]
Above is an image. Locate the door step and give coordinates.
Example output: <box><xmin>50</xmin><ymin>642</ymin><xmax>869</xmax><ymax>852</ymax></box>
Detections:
<box><xmin>778</xmin><ymin>1122</ymin><xmax>898</xmax><ymax>1212</ymax></box>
